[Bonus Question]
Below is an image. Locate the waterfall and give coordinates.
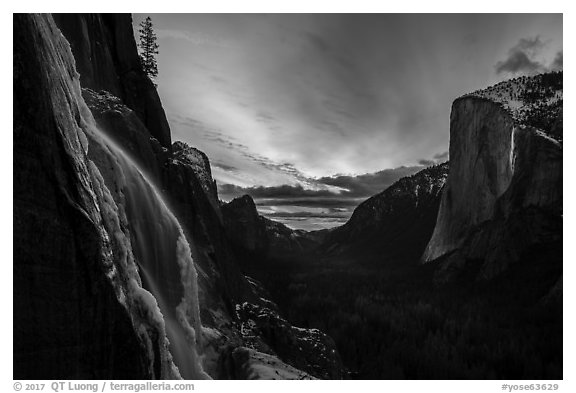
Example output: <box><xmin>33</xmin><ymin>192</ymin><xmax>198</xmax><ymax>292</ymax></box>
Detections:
<box><xmin>82</xmin><ymin>108</ymin><xmax>210</xmax><ymax>380</ymax></box>
<box><xmin>19</xmin><ymin>13</ymin><xmax>209</xmax><ymax>379</ymax></box>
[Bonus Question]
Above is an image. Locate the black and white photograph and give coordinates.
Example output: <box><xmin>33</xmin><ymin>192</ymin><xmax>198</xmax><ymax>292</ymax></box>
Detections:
<box><xmin>11</xmin><ymin>6</ymin><xmax>566</xmax><ymax>385</ymax></box>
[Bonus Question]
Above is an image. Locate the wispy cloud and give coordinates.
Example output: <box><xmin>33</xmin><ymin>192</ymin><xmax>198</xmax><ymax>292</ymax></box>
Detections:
<box><xmin>218</xmin><ymin>183</ymin><xmax>338</xmax><ymax>199</ymax></box>
<box><xmin>172</xmin><ymin>114</ymin><xmax>318</xmax><ymax>186</ymax></box>
<box><xmin>417</xmin><ymin>151</ymin><xmax>449</xmax><ymax>167</ymax></box>
<box><xmin>256</xmin><ymin>197</ymin><xmax>363</xmax><ymax>208</ymax></box>
<box><xmin>156</xmin><ymin>28</ymin><xmax>233</xmax><ymax>48</ymax></box>
<box><xmin>418</xmin><ymin>159</ymin><xmax>436</xmax><ymax>166</ymax></box>
<box><xmin>212</xmin><ymin>162</ymin><xmax>239</xmax><ymax>172</ymax></box>
<box><xmin>433</xmin><ymin>151</ymin><xmax>449</xmax><ymax>161</ymax></box>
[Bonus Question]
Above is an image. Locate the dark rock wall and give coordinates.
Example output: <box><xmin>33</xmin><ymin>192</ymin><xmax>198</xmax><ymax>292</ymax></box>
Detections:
<box><xmin>13</xmin><ymin>14</ymin><xmax>151</xmax><ymax>379</ymax></box>
<box><xmin>221</xmin><ymin>195</ymin><xmax>316</xmax><ymax>262</ymax></box>
<box><xmin>221</xmin><ymin>196</ymin><xmax>268</xmax><ymax>254</ymax></box>
<box><xmin>53</xmin><ymin>13</ymin><xmax>172</xmax><ymax>148</ymax></box>
<box><xmin>324</xmin><ymin>163</ymin><xmax>449</xmax><ymax>265</ymax></box>
<box><xmin>166</xmin><ymin>146</ymin><xmax>260</xmax><ymax>324</ymax></box>
<box><xmin>82</xmin><ymin>88</ymin><xmax>168</xmax><ymax>182</ymax></box>
<box><xmin>235</xmin><ymin>303</ymin><xmax>346</xmax><ymax>379</ymax></box>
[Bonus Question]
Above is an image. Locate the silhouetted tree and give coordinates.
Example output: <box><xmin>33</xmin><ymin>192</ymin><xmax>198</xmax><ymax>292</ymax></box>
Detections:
<box><xmin>138</xmin><ymin>16</ymin><xmax>159</xmax><ymax>84</ymax></box>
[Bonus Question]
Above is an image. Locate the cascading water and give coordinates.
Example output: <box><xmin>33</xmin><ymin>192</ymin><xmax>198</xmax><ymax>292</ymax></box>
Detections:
<box><xmin>82</xmin><ymin>109</ymin><xmax>210</xmax><ymax>380</ymax></box>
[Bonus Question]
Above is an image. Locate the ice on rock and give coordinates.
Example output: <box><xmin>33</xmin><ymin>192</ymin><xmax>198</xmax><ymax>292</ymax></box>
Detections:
<box><xmin>73</xmin><ymin>60</ymin><xmax>210</xmax><ymax>380</ymax></box>
<box><xmin>234</xmin><ymin>347</ymin><xmax>316</xmax><ymax>380</ymax></box>
<box><xmin>86</xmin><ymin>126</ymin><xmax>211</xmax><ymax>379</ymax></box>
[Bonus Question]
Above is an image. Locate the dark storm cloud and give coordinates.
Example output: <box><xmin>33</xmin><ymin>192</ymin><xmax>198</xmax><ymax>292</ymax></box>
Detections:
<box><xmin>257</xmin><ymin>197</ymin><xmax>362</xmax><ymax>208</ymax></box>
<box><xmin>418</xmin><ymin>159</ymin><xmax>436</xmax><ymax>166</ymax></box>
<box><xmin>516</xmin><ymin>36</ymin><xmax>546</xmax><ymax>53</ymax></box>
<box><xmin>417</xmin><ymin>151</ymin><xmax>449</xmax><ymax>167</ymax></box>
<box><xmin>218</xmin><ymin>183</ymin><xmax>361</xmax><ymax>213</ymax></box>
<box><xmin>495</xmin><ymin>52</ymin><xmax>543</xmax><ymax>75</ymax></box>
<box><xmin>218</xmin><ymin>165</ymin><xmax>424</xmax><ymax>206</ymax></box>
<box><xmin>316</xmin><ymin>166</ymin><xmax>423</xmax><ymax>197</ymax></box>
<box><xmin>265</xmin><ymin>211</ymin><xmax>349</xmax><ymax>219</ymax></box>
<box><xmin>495</xmin><ymin>36</ymin><xmax>546</xmax><ymax>75</ymax></box>
<box><xmin>219</xmin><ymin>183</ymin><xmax>337</xmax><ymax>199</ymax></box>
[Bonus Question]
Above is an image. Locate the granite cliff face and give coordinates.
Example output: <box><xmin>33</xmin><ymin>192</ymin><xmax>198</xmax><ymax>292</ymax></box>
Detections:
<box><xmin>423</xmin><ymin>74</ymin><xmax>562</xmax><ymax>280</ymax></box>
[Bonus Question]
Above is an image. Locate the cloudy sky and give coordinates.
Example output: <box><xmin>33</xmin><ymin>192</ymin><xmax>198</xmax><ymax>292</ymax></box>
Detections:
<box><xmin>133</xmin><ymin>14</ymin><xmax>562</xmax><ymax>230</ymax></box>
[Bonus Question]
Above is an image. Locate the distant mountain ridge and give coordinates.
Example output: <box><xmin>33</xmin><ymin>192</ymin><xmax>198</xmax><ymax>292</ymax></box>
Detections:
<box><xmin>321</xmin><ymin>163</ymin><xmax>449</xmax><ymax>265</ymax></box>
<box><xmin>220</xmin><ymin>162</ymin><xmax>450</xmax><ymax>272</ymax></box>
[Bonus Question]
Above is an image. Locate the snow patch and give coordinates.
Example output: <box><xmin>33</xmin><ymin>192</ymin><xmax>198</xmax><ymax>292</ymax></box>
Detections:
<box><xmin>235</xmin><ymin>348</ymin><xmax>316</xmax><ymax>380</ymax></box>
